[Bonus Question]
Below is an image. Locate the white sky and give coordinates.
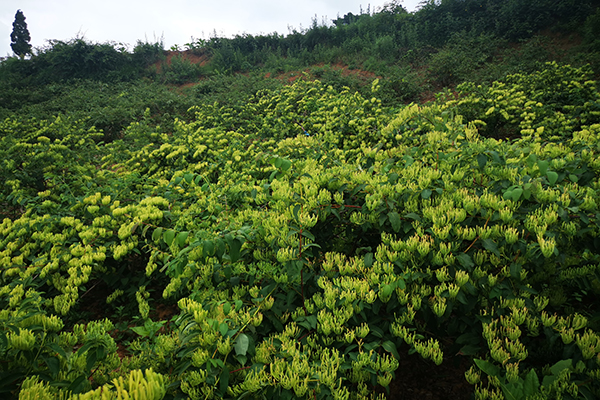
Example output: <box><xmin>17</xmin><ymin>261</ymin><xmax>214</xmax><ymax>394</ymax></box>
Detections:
<box><xmin>0</xmin><ymin>0</ymin><xmax>423</xmax><ymax>57</ymax></box>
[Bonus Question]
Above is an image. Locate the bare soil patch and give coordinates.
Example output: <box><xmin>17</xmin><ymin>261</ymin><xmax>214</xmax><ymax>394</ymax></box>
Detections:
<box><xmin>153</xmin><ymin>49</ymin><xmax>210</xmax><ymax>74</ymax></box>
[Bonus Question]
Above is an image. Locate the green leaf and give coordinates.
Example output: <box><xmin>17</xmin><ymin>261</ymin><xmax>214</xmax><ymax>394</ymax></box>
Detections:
<box><xmin>68</xmin><ymin>375</ymin><xmax>87</xmax><ymax>394</ymax></box>
<box><xmin>163</xmin><ymin>229</ymin><xmax>176</xmax><ymax>246</ymax></box>
<box><xmin>579</xmin><ymin>386</ymin><xmax>596</xmax><ymax>400</ymax></box>
<box><xmin>501</xmin><ymin>382</ymin><xmax>525</xmax><ymax>400</ymax></box>
<box><xmin>538</xmin><ymin>160</ymin><xmax>549</xmax><ymax>176</ymax></box>
<box><xmin>235</xmin><ymin>333</ymin><xmax>250</xmax><ymax>356</ymax></box>
<box><xmin>511</xmin><ymin>188</ymin><xmax>523</xmax><ymax>201</ymax></box>
<box><xmin>380</xmin><ymin>284</ymin><xmax>393</xmax><ymax>298</ymax></box>
<box><xmin>301</xmin><ymin>230</ymin><xmax>315</xmax><ymax>241</ymax></box>
<box><xmin>364</xmin><ymin>252</ymin><xmax>374</xmax><ymax>268</ymax></box>
<box><xmin>131</xmin><ymin>326</ymin><xmax>150</xmax><ymax>337</ymax></box>
<box><xmin>404</xmin><ymin>212</ymin><xmax>421</xmax><ymax>222</ymax></box>
<box><xmin>296</xmin><ymin>316</ymin><xmax>312</xmax><ymax>330</ymax></box>
<box><xmin>477</xmin><ymin>153</ymin><xmax>487</xmax><ymax>170</ymax></box>
<box><xmin>510</xmin><ymin>263</ymin><xmax>522</xmax><ymax>279</ymax></box>
<box><xmin>382</xmin><ymin>340</ymin><xmax>400</xmax><ymax>360</ymax></box>
<box><xmin>542</xmin><ymin>374</ymin><xmax>557</xmax><ymax>388</ymax></box>
<box><xmin>234</xmin><ymin>300</ymin><xmax>243</xmax><ymax>311</ymax></box>
<box><xmin>48</xmin><ymin>342</ymin><xmax>67</xmax><ymax>359</ymax></box>
<box><xmin>549</xmin><ymin>359</ymin><xmax>572</xmax><ymax>375</ymax></box>
<box><xmin>219</xmin><ymin>366</ymin><xmax>230</xmax><ymax>394</ymax></box>
<box><xmin>456</xmin><ymin>332</ymin><xmax>479</xmax><ymax>344</ymax></box>
<box><xmin>219</xmin><ymin>322</ymin><xmax>229</xmax><ymax>337</ymax></box>
<box><xmin>364</xmin><ymin>341</ymin><xmax>379</xmax><ymax>352</ymax></box>
<box><xmin>223</xmin><ymin>302</ymin><xmax>232</xmax><ymax>315</ymax></box>
<box><xmin>203</xmin><ymin>240</ymin><xmax>215</xmax><ymax>257</ymax></box>
<box><xmin>42</xmin><ymin>355</ymin><xmax>60</xmax><ymax>376</ymax></box>
<box><xmin>568</xmin><ymin>174</ymin><xmax>578</xmax><ymax>183</ymax></box>
<box><xmin>95</xmin><ymin>345</ymin><xmax>106</xmax><ymax>361</ymax></box>
<box><xmin>458</xmin><ymin>344</ymin><xmax>480</xmax><ymax>356</ymax></box>
<box><xmin>421</xmin><ymin>189</ymin><xmax>432</xmax><ymax>199</ymax></box>
<box><xmin>184</xmin><ymin>173</ymin><xmax>194</xmax><ymax>184</ymax></box>
<box><xmin>280</xmin><ymin>159</ymin><xmax>292</xmax><ymax>172</ymax></box>
<box><xmin>85</xmin><ymin>347</ymin><xmax>98</xmax><ymax>372</ymax></box>
<box><xmin>547</xmin><ymin>171</ymin><xmax>558</xmax><ymax>185</ymax></box>
<box><xmin>523</xmin><ymin>369</ymin><xmax>540</xmax><ymax>397</ymax></box>
<box><xmin>215</xmin><ymin>238</ymin><xmax>226</xmax><ymax>261</ymax></box>
<box><xmin>152</xmin><ymin>227</ymin><xmax>163</xmax><ymax>242</ymax></box>
<box><xmin>489</xmin><ymin>151</ymin><xmax>502</xmax><ymax>165</ymax></box>
<box><xmin>526</xmin><ymin>153</ymin><xmax>537</xmax><ymax>167</ymax></box>
<box><xmin>474</xmin><ymin>359</ymin><xmax>500</xmax><ymax>377</ymax></box>
<box><xmin>370</xmin><ymin>325</ymin><xmax>384</xmax><ymax>338</ymax></box>
<box><xmin>176</xmin><ymin>231</ymin><xmax>189</xmax><ymax>247</ymax></box>
<box><xmin>395</xmin><ymin>278</ymin><xmax>406</xmax><ymax>290</ymax></box>
<box><xmin>292</xmin><ymin>204</ymin><xmax>301</xmax><ymax>221</ymax></box>
<box><xmin>227</xmin><ymin>237</ymin><xmax>243</xmax><ymax>263</ymax></box>
<box><xmin>75</xmin><ymin>341</ymin><xmax>94</xmax><ymax>356</ymax></box>
<box><xmin>482</xmin><ymin>239</ymin><xmax>499</xmax><ymax>256</ymax></box>
<box><xmin>388</xmin><ymin>211</ymin><xmax>402</xmax><ymax>232</ymax></box>
<box><xmin>457</xmin><ymin>253</ymin><xmax>474</xmax><ymax>269</ymax></box>
<box><xmin>331</xmin><ymin>207</ymin><xmax>341</xmax><ymax>220</ymax></box>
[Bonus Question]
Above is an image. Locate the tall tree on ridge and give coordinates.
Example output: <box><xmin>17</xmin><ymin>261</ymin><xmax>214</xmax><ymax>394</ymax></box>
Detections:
<box><xmin>11</xmin><ymin>10</ymin><xmax>32</xmax><ymax>59</ymax></box>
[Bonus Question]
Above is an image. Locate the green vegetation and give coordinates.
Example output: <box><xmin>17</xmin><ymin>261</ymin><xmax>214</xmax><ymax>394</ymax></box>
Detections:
<box><xmin>1</xmin><ymin>1</ymin><xmax>600</xmax><ymax>399</ymax></box>
<box><xmin>10</xmin><ymin>10</ymin><xmax>31</xmax><ymax>59</ymax></box>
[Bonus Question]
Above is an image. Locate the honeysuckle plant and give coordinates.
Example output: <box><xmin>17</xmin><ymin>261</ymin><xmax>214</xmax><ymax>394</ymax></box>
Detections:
<box><xmin>1</xmin><ymin>62</ymin><xmax>599</xmax><ymax>399</ymax></box>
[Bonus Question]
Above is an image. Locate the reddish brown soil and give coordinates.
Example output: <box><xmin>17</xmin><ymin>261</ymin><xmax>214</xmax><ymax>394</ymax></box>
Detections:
<box><xmin>271</xmin><ymin>62</ymin><xmax>381</xmax><ymax>84</ymax></box>
<box><xmin>500</xmin><ymin>29</ymin><xmax>583</xmax><ymax>64</ymax></box>
<box><xmin>152</xmin><ymin>49</ymin><xmax>210</xmax><ymax>74</ymax></box>
<box><xmin>154</xmin><ymin>49</ymin><xmax>381</xmax><ymax>91</ymax></box>
<box><xmin>386</xmin><ymin>350</ymin><xmax>473</xmax><ymax>400</ymax></box>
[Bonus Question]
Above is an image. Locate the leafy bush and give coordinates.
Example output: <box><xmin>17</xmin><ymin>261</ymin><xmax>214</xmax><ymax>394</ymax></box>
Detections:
<box><xmin>1</xmin><ymin>63</ymin><xmax>600</xmax><ymax>400</ymax></box>
<box><xmin>447</xmin><ymin>62</ymin><xmax>600</xmax><ymax>139</ymax></box>
<box><xmin>0</xmin><ymin>79</ymin><xmax>195</xmax><ymax>142</ymax></box>
<box><xmin>582</xmin><ymin>8</ymin><xmax>600</xmax><ymax>52</ymax></box>
<box><xmin>188</xmin><ymin>73</ymin><xmax>284</xmax><ymax>105</ymax></box>
<box><xmin>133</xmin><ymin>39</ymin><xmax>166</xmax><ymax>68</ymax></box>
<box><xmin>160</xmin><ymin>54</ymin><xmax>208</xmax><ymax>84</ymax></box>
<box><xmin>30</xmin><ymin>38</ymin><xmax>138</xmax><ymax>83</ymax></box>
<box><xmin>209</xmin><ymin>42</ymin><xmax>249</xmax><ymax>74</ymax></box>
<box><xmin>378</xmin><ymin>67</ymin><xmax>422</xmax><ymax>104</ymax></box>
<box><xmin>374</xmin><ymin>35</ymin><xmax>397</xmax><ymax>63</ymax></box>
<box><xmin>427</xmin><ymin>32</ymin><xmax>502</xmax><ymax>87</ymax></box>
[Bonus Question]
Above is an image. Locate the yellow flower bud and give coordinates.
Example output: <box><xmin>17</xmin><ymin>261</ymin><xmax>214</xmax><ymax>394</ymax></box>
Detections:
<box><xmin>10</xmin><ymin>328</ymin><xmax>35</xmax><ymax>351</ymax></box>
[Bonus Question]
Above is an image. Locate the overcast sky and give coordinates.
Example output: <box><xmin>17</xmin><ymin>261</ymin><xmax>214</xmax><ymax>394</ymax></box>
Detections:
<box><xmin>1</xmin><ymin>0</ymin><xmax>423</xmax><ymax>57</ymax></box>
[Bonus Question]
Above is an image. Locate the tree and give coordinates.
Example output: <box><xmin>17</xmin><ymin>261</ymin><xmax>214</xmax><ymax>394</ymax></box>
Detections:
<box><xmin>11</xmin><ymin>10</ymin><xmax>32</xmax><ymax>58</ymax></box>
<box><xmin>332</xmin><ymin>12</ymin><xmax>359</xmax><ymax>27</ymax></box>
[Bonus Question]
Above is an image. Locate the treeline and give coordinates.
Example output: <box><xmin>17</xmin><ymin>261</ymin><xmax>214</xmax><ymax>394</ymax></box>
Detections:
<box><xmin>1</xmin><ymin>0</ymin><xmax>598</xmax><ymax>85</ymax></box>
<box><xmin>0</xmin><ymin>39</ymin><xmax>164</xmax><ymax>85</ymax></box>
<box><xmin>206</xmin><ymin>0</ymin><xmax>597</xmax><ymax>71</ymax></box>
<box><xmin>1</xmin><ymin>0</ymin><xmax>599</xmax><ymax>141</ymax></box>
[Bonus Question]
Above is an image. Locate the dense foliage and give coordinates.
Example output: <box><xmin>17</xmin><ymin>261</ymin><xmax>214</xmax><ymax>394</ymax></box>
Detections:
<box><xmin>1</xmin><ymin>1</ymin><xmax>600</xmax><ymax>399</ymax></box>
<box><xmin>1</xmin><ymin>0</ymin><xmax>599</xmax><ymax>95</ymax></box>
<box><xmin>1</xmin><ymin>61</ymin><xmax>600</xmax><ymax>399</ymax></box>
